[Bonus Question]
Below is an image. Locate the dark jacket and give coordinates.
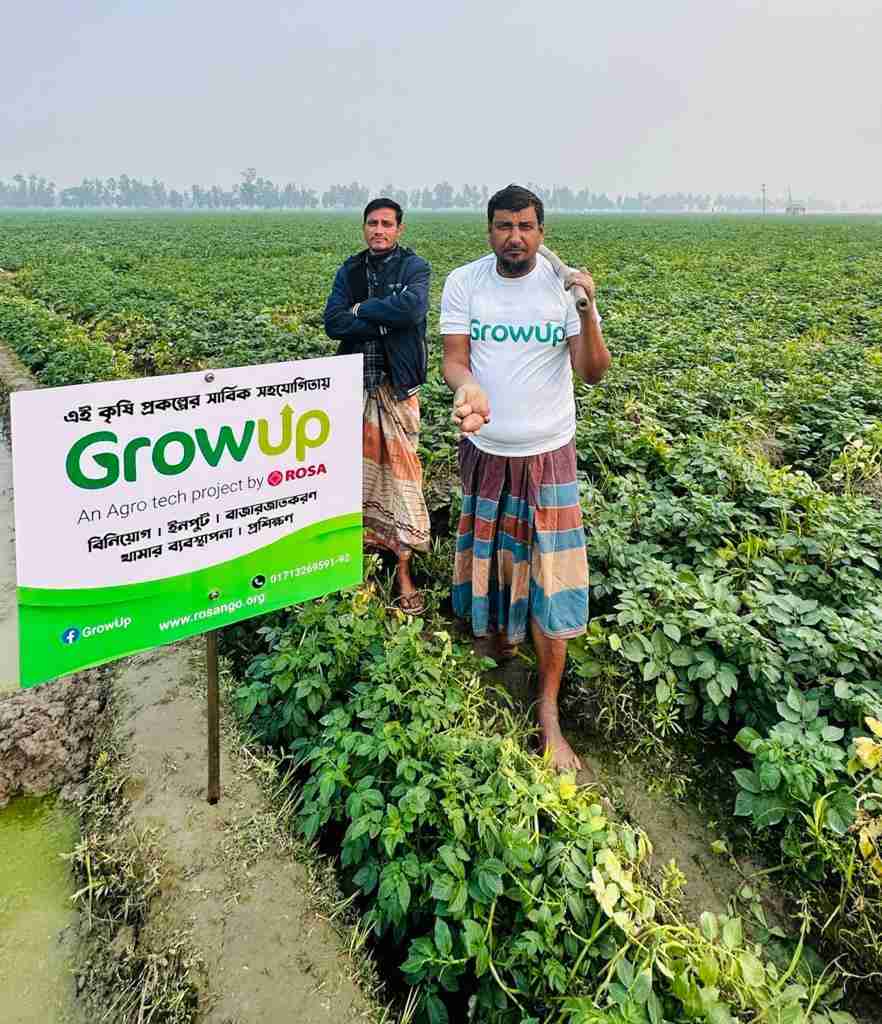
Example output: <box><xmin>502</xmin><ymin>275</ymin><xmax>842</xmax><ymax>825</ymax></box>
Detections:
<box><xmin>323</xmin><ymin>246</ymin><xmax>430</xmax><ymax>400</ymax></box>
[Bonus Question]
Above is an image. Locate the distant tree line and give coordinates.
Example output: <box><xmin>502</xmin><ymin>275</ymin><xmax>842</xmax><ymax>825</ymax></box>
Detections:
<box><xmin>0</xmin><ymin>170</ymin><xmax>861</xmax><ymax>212</ymax></box>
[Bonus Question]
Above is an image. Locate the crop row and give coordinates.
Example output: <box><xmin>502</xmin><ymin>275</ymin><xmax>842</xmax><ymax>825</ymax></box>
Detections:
<box><xmin>1</xmin><ymin>212</ymin><xmax>881</xmax><ymax>1016</ymax></box>
<box><xmin>232</xmin><ymin>580</ymin><xmax>856</xmax><ymax>1023</ymax></box>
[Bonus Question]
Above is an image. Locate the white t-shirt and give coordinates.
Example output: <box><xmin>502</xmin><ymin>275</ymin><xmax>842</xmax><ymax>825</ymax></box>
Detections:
<box><xmin>440</xmin><ymin>252</ymin><xmax>584</xmax><ymax>457</ymax></box>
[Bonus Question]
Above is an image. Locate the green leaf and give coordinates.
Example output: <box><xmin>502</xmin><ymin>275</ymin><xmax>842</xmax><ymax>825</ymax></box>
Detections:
<box><xmin>352</xmin><ymin>863</ymin><xmax>378</xmax><ymax>894</ymax></box>
<box><xmin>301</xmin><ymin>812</ymin><xmax>321</xmax><ymax>840</ymax></box>
<box><xmin>608</xmin><ymin>632</ymin><xmax>622</xmax><ymax>651</ymax></box>
<box><xmin>434</xmin><ymin>917</ymin><xmax>452</xmax><ymax>957</ymax></box>
<box><xmin>622</xmin><ymin>637</ymin><xmax>646</xmax><ymax>663</ymax></box>
<box><xmin>567</xmin><ymin>890</ymin><xmax>587</xmax><ymax>924</ymax></box>
<box><xmin>477</xmin><ymin>863</ymin><xmax>504</xmax><ymax>899</ymax></box>
<box><xmin>777</xmin><ymin>702</ymin><xmax>802</xmax><ymax>724</ymax></box>
<box><xmin>655</xmin><ymin>680</ymin><xmax>671</xmax><ymax>703</ymax></box>
<box><xmin>431</xmin><ymin>876</ymin><xmax>453</xmax><ymax>902</ymax></box>
<box><xmin>616</xmin><ymin>957</ymin><xmax>635</xmax><ymax>987</ymax></box>
<box><xmin>319</xmin><ymin>773</ymin><xmax>337</xmax><ymax>803</ymax></box>
<box><xmin>663</xmin><ymin>622</ymin><xmax>682</xmax><ymax>642</ymax></box>
<box><xmin>699</xmin><ymin>951</ymin><xmax>720</xmax><ymax>987</ymax></box>
<box><xmin>438</xmin><ymin>845</ymin><xmax>465</xmax><ymax>878</ymax></box>
<box><xmin>647</xmin><ymin>991</ymin><xmax>663</xmax><ymax>1024</ymax></box>
<box><xmin>718</xmin><ymin>664</ymin><xmax>738</xmax><ymax>693</ymax></box>
<box><xmin>825</xmin><ymin>807</ymin><xmax>848</xmax><ymax>835</ymax></box>
<box><xmin>759</xmin><ymin>763</ymin><xmax>782</xmax><ymax>791</ymax></box>
<box><xmin>735</xmin><ymin>727</ymin><xmax>762</xmax><ymax>752</ymax></box>
<box><xmin>571</xmin><ymin>848</ymin><xmax>592</xmax><ymax>877</ymax></box>
<box><xmin>733</xmin><ymin>768</ymin><xmax>761</xmax><ymax>793</ymax></box>
<box><xmin>237</xmin><ymin>693</ymin><xmax>258</xmax><ymax>718</ymax></box>
<box><xmin>632</xmin><ymin>969</ymin><xmax>652</xmax><ymax>1004</ymax></box>
<box><xmin>699</xmin><ymin>911</ymin><xmax>719</xmax><ymax>941</ymax></box>
<box><xmin>448</xmin><ymin>879</ymin><xmax>468</xmax><ymax>915</ymax></box>
<box><xmin>722</xmin><ymin>916</ymin><xmax>743</xmax><ymax>949</ymax></box>
<box><xmin>609</xmin><ymin>981</ymin><xmax>629</xmax><ymax>1006</ymax></box>
<box><xmin>754</xmin><ymin>796</ymin><xmax>789</xmax><ymax>827</ymax></box>
<box><xmin>822</xmin><ymin>725</ymin><xmax>845</xmax><ymax>742</ymax></box>
<box><xmin>670</xmin><ymin>646</ymin><xmax>693</xmax><ymax>666</ymax></box>
<box><xmin>707</xmin><ymin>1004</ymin><xmax>735</xmax><ymax>1024</ymax></box>
<box><xmin>564</xmin><ymin>860</ymin><xmax>587</xmax><ymax>889</ymax></box>
<box><xmin>734</xmin><ymin>790</ymin><xmax>755</xmax><ymax>817</ymax></box>
<box><xmin>475</xmin><ymin>944</ymin><xmax>490</xmax><ymax>977</ymax></box>
<box><xmin>462</xmin><ymin>919</ymin><xmax>484</xmax><ymax>957</ymax></box>
<box><xmin>829</xmin><ymin>789</ymin><xmax>857</xmax><ymax>829</ymax></box>
<box><xmin>397</xmin><ymin>877</ymin><xmax>411</xmax><ymax>915</ymax></box>
<box><xmin>739</xmin><ymin>950</ymin><xmax>765</xmax><ymax>988</ymax></box>
<box><xmin>425</xmin><ymin>992</ymin><xmax>449</xmax><ymax>1024</ymax></box>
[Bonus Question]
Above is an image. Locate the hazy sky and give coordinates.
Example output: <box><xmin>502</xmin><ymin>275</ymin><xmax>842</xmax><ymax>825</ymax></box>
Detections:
<box><xmin>2</xmin><ymin>0</ymin><xmax>880</xmax><ymax>200</ymax></box>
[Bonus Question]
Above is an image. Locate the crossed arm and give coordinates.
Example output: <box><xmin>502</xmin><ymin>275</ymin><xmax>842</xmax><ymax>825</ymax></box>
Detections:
<box><xmin>323</xmin><ymin>261</ymin><xmax>430</xmax><ymax>342</ymax></box>
<box><xmin>323</xmin><ymin>266</ymin><xmax>383</xmax><ymax>342</ymax></box>
<box><xmin>355</xmin><ymin>262</ymin><xmax>430</xmax><ymax>329</ymax></box>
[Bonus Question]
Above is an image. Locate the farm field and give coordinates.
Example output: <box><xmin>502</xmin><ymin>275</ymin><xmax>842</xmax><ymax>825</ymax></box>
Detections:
<box><xmin>2</xmin><ymin>210</ymin><xmax>882</xmax><ymax>1024</ymax></box>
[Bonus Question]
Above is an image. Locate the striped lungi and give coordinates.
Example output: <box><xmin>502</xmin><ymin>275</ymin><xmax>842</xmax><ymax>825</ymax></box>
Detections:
<box><xmin>453</xmin><ymin>438</ymin><xmax>588</xmax><ymax>644</ymax></box>
<box><xmin>362</xmin><ymin>381</ymin><xmax>431</xmax><ymax>557</ymax></box>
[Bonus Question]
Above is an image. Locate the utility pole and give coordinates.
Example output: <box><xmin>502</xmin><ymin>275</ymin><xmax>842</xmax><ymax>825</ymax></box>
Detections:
<box><xmin>761</xmin><ymin>183</ymin><xmax>767</xmax><ymax>216</ymax></box>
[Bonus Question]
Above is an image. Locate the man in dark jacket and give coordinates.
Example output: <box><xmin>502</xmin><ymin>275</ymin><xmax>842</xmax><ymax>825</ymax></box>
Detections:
<box><xmin>323</xmin><ymin>198</ymin><xmax>431</xmax><ymax>613</ymax></box>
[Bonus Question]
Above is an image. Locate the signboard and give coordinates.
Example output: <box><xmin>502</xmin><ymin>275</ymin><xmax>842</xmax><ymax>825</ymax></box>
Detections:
<box><xmin>12</xmin><ymin>355</ymin><xmax>363</xmax><ymax>687</ymax></box>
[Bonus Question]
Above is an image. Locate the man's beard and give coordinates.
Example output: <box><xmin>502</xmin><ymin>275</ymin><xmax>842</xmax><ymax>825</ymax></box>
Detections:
<box><xmin>500</xmin><ymin>252</ymin><xmax>532</xmax><ymax>276</ymax></box>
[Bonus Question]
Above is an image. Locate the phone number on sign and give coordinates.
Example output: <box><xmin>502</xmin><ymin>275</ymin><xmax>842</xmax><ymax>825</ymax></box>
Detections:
<box><xmin>270</xmin><ymin>552</ymin><xmax>352</xmax><ymax>584</ymax></box>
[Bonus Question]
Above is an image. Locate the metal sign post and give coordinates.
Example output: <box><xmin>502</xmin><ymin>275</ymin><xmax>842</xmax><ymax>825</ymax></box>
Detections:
<box><xmin>206</xmin><ymin>630</ymin><xmax>220</xmax><ymax>804</ymax></box>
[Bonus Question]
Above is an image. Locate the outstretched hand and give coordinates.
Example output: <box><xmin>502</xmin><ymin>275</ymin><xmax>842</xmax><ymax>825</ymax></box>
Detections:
<box><xmin>452</xmin><ymin>384</ymin><xmax>490</xmax><ymax>434</ymax></box>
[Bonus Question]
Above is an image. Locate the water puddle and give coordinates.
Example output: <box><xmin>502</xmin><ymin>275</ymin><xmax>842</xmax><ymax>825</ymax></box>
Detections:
<box><xmin>0</xmin><ymin>795</ymin><xmax>81</xmax><ymax>1023</ymax></box>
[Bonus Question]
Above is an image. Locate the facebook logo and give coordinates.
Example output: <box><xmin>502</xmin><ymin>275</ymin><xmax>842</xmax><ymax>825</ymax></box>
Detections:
<box><xmin>61</xmin><ymin>627</ymin><xmax>80</xmax><ymax>645</ymax></box>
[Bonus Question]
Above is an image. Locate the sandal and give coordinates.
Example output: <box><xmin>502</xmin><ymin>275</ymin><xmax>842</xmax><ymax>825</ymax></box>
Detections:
<box><xmin>393</xmin><ymin>590</ymin><xmax>426</xmax><ymax>616</ymax></box>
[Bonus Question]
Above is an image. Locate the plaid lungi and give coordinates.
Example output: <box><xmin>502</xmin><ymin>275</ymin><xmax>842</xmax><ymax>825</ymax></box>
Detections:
<box><xmin>362</xmin><ymin>381</ymin><xmax>431</xmax><ymax>557</ymax></box>
<box><xmin>453</xmin><ymin>438</ymin><xmax>588</xmax><ymax>643</ymax></box>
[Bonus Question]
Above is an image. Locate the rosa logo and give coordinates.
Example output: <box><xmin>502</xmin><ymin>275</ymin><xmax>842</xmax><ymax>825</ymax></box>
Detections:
<box><xmin>266</xmin><ymin>465</ymin><xmax>328</xmax><ymax>486</ymax></box>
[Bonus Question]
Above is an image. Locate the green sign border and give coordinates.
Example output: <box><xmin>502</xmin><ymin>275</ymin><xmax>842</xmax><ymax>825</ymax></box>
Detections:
<box><xmin>19</xmin><ymin>514</ymin><xmax>362</xmax><ymax>687</ymax></box>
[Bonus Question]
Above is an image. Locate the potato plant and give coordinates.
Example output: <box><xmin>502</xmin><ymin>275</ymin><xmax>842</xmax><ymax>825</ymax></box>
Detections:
<box><xmin>1</xmin><ymin>210</ymin><xmax>881</xmax><ymax>1012</ymax></box>
<box><xmin>236</xmin><ymin>583</ymin><xmax>845</xmax><ymax>1023</ymax></box>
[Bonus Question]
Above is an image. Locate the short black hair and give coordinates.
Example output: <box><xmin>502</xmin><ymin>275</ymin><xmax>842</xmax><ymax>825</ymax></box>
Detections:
<box><xmin>363</xmin><ymin>197</ymin><xmax>403</xmax><ymax>225</ymax></box>
<box><xmin>487</xmin><ymin>184</ymin><xmax>544</xmax><ymax>226</ymax></box>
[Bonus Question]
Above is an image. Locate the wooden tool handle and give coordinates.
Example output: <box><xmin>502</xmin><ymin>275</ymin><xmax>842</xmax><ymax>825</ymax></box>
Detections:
<box><xmin>539</xmin><ymin>244</ymin><xmax>591</xmax><ymax>311</ymax></box>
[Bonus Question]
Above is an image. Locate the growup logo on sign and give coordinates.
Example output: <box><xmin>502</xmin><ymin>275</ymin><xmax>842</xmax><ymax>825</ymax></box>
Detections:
<box><xmin>12</xmin><ymin>355</ymin><xmax>363</xmax><ymax>686</ymax></box>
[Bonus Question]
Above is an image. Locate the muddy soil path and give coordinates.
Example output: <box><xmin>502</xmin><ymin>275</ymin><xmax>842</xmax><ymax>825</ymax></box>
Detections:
<box><xmin>119</xmin><ymin>643</ymin><xmax>376</xmax><ymax>1024</ymax></box>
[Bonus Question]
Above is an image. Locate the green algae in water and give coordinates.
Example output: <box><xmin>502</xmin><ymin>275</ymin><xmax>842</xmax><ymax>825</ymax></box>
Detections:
<box><xmin>0</xmin><ymin>795</ymin><xmax>81</xmax><ymax>1024</ymax></box>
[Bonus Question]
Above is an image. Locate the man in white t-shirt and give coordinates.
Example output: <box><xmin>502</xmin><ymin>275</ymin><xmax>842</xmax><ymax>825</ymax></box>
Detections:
<box><xmin>440</xmin><ymin>184</ymin><xmax>610</xmax><ymax>773</ymax></box>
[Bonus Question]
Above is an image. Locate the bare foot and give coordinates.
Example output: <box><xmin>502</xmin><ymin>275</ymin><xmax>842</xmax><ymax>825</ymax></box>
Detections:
<box><xmin>537</xmin><ymin>700</ymin><xmax>582</xmax><ymax>773</ymax></box>
<box><xmin>494</xmin><ymin>635</ymin><xmax>520</xmax><ymax>662</ymax></box>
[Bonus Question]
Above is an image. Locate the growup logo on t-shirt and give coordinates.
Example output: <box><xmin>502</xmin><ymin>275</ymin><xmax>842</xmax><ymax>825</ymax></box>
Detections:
<box><xmin>469</xmin><ymin>319</ymin><xmax>568</xmax><ymax>346</ymax></box>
